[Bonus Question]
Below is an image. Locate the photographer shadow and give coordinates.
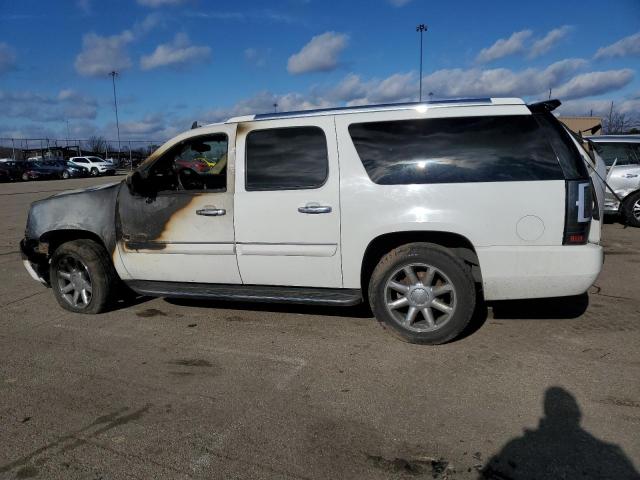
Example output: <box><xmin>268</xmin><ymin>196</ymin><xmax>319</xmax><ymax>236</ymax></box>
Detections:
<box><xmin>480</xmin><ymin>387</ymin><xmax>639</xmax><ymax>479</ymax></box>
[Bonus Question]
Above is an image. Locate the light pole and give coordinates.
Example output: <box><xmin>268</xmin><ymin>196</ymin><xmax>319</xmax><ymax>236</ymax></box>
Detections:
<box><xmin>416</xmin><ymin>24</ymin><xmax>428</xmax><ymax>102</ymax></box>
<box><xmin>109</xmin><ymin>71</ymin><xmax>121</xmax><ymax>165</ymax></box>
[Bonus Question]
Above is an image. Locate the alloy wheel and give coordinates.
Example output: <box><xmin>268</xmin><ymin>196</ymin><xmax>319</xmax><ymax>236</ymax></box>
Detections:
<box><xmin>384</xmin><ymin>263</ymin><xmax>457</xmax><ymax>332</ymax></box>
<box><xmin>56</xmin><ymin>255</ymin><xmax>93</xmax><ymax>309</ymax></box>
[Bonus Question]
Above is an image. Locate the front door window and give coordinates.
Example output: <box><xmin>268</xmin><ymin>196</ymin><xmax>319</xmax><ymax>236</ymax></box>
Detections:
<box><xmin>148</xmin><ymin>135</ymin><xmax>228</xmax><ymax>192</ymax></box>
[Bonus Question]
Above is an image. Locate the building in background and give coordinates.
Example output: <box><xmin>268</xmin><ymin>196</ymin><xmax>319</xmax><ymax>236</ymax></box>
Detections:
<box><xmin>558</xmin><ymin>116</ymin><xmax>603</xmax><ymax>137</ymax></box>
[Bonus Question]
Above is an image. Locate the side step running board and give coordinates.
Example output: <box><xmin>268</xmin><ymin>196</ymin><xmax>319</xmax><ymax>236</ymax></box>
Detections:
<box><xmin>126</xmin><ymin>280</ymin><xmax>363</xmax><ymax>307</ymax></box>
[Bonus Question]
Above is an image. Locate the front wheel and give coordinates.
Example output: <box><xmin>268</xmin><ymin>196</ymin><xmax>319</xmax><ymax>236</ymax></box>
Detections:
<box><xmin>50</xmin><ymin>239</ymin><xmax>118</xmax><ymax>314</ymax></box>
<box><xmin>621</xmin><ymin>191</ymin><xmax>640</xmax><ymax>228</ymax></box>
<box><xmin>90</xmin><ymin>168</ymin><xmax>99</xmax><ymax>176</ymax></box>
<box><xmin>21</xmin><ymin>172</ymin><xmax>29</xmax><ymax>181</ymax></box>
<box><xmin>62</xmin><ymin>170</ymin><xmax>70</xmax><ymax>179</ymax></box>
<box><xmin>369</xmin><ymin>243</ymin><xmax>476</xmax><ymax>344</ymax></box>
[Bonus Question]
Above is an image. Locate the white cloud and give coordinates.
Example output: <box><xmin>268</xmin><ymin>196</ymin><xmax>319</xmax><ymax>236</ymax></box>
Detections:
<box><xmin>0</xmin><ymin>89</ymin><xmax>98</xmax><ymax>121</ymax></box>
<box><xmin>244</xmin><ymin>47</ymin><xmax>271</xmax><ymax>67</ymax></box>
<box><xmin>529</xmin><ymin>26</ymin><xmax>571</xmax><ymax>58</ymax></box>
<box><xmin>557</xmin><ymin>98</ymin><xmax>640</xmax><ymax>117</ymax></box>
<box><xmin>140</xmin><ymin>33</ymin><xmax>211</xmax><ymax>70</ymax></box>
<box><xmin>0</xmin><ymin>43</ymin><xmax>16</xmax><ymax>74</ymax></box>
<box><xmin>198</xmin><ymin>58</ymin><xmax>632</xmax><ymax>125</ymax></box>
<box><xmin>476</xmin><ymin>30</ymin><xmax>532</xmax><ymax>63</ymax></box>
<box><xmin>120</xmin><ymin>113</ymin><xmax>166</xmax><ymax>135</ymax></box>
<box><xmin>387</xmin><ymin>0</ymin><xmax>413</xmax><ymax>6</ymax></box>
<box><xmin>287</xmin><ymin>31</ymin><xmax>349</xmax><ymax>74</ymax></box>
<box><xmin>423</xmin><ymin>59</ymin><xmax>587</xmax><ymax>98</ymax></box>
<box><xmin>341</xmin><ymin>72</ymin><xmax>417</xmax><ymax>105</ymax></box>
<box><xmin>74</xmin><ymin>30</ymin><xmax>134</xmax><ymax>76</ymax></box>
<box><xmin>553</xmin><ymin>69</ymin><xmax>634</xmax><ymax>100</ymax></box>
<box><xmin>594</xmin><ymin>32</ymin><xmax>640</xmax><ymax>59</ymax></box>
<box><xmin>74</xmin><ymin>14</ymin><xmax>161</xmax><ymax>77</ymax></box>
<box><xmin>137</xmin><ymin>0</ymin><xmax>188</xmax><ymax>6</ymax></box>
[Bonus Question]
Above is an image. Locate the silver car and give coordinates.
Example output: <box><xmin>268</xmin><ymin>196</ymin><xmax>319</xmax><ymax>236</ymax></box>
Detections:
<box><xmin>587</xmin><ymin>135</ymin><xmax>640</xmax><ymax>227</ymax></box>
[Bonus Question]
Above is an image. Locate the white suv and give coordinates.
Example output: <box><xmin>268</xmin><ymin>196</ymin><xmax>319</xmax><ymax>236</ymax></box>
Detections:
<box><xmin>69</xmin><ymin>156</ymin><xmax>116</xmax><ymax>176</ymax></box>
<box><xmin>21</xmin><ymin>98</ymin><xmax>604</xmax><ymax>344</ymax></box>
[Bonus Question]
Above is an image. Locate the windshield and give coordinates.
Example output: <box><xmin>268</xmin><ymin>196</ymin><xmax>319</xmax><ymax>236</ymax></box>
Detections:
<box><xmin>592</xmin><ymin>142</ymin><xmax>640</xmax><ymax>167</ymax></box>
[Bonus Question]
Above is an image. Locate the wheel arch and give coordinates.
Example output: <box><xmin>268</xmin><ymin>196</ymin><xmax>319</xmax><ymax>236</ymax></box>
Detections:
<box><xmin>40</xmin><ymin>229</ymin><xmax>109</xmax><ymax>258</ymax></box>
<box><xmin>360</xmin><ymin>230</ymin><xmax>482</xmax><ymax>297</ymax></box>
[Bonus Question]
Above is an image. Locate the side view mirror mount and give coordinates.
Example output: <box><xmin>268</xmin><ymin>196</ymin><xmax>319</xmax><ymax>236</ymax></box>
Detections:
<box><xmin>126</xmin><ymin>171</ymin><xmax>155</xmax><ymax>197</ymax></box>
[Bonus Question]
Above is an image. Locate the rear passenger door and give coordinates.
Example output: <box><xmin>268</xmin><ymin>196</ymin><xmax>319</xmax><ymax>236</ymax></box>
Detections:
<box><xmin>234</xmin><ymin>117</ymin><xmax>342</xmax><ymax>288</ymax></box>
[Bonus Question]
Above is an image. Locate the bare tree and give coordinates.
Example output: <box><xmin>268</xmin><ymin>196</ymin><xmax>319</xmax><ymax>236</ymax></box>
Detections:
<box><xmin>86</xmin><ymin>135</ymin><xmax>107</xmax><ymax>153</ymax></box>
<box><xmin>603</xmin><ymin>102</ymin><xmax>640</xmax><ymax>134</ymax></box>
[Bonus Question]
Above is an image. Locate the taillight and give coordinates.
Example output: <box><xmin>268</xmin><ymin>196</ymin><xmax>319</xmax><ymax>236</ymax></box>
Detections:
<box><xmin>564</xmin><ymin>180</ymin><xmax>592</xmax><ymax>245</ymax></box>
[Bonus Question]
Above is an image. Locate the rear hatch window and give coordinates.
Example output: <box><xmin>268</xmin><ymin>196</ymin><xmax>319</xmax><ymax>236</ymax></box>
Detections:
<box><xmin>533</xmin><ymin>113</ymin><xmax>590</xmax><ymax>180</ymax></box>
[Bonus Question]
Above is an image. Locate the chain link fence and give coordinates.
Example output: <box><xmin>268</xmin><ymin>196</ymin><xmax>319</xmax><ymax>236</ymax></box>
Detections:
<box><xmin>0</xmin><ymin>138</ymin><xmax>164</xmax><ymax>169</ymax></box>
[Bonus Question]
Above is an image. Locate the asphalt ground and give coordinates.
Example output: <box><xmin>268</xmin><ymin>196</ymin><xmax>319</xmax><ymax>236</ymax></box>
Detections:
<box><xmin>1</xmin><ymin>175</ymin><xmax>639</xmax><ymax>479</ymax></box>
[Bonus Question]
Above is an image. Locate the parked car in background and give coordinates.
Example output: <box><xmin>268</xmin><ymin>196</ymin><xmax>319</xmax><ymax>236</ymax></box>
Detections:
<box><xmin>587</xmin><ymin>135</ymin><xmax>640</xmax><ymax>227</ymax></box>
<box><xmin>21</xmin><ymin>160</ymin><xmax>61</xmax><ymax>181</ymax></box>
<box><xmin>69</xmin><ymin>156</ymin><xmax>116</xmax><ymax>176</ymax></box>
<box><xmin>42</xmin><ymin>160</ymin><xmax>88</xmax><ymax>179</ymax></box>
<box><xmin>0</xmin><ymin>160</ymin><xmax>25</xmax><ymax>181</ymax></box>
<box><xmin>21</xmin><ymin>98</ymin><xmax>604</xmax><ymax>344</ymax></box>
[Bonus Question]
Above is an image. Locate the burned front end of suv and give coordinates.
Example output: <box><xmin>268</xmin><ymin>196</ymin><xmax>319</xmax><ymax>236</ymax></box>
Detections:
<box><xmin>20</xmin><ymin>182</ymin><xmax>121</xmax><ymax>286</ymax></box>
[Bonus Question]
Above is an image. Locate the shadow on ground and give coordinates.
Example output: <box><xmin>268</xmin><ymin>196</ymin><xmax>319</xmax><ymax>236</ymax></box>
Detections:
<box><xmin>164</xmin><ymin>296</ymin><xmax>374</xmax><ymax>319</ymax></box>
<box><xmin>480</xmin><ymin>387</ymin><xmax>639</xmax><ymax>480</ymax></box>
<box><xmin>490</xmin><ymin>293</ymin><xmax>589</xmax><ymax>320</ymax></box>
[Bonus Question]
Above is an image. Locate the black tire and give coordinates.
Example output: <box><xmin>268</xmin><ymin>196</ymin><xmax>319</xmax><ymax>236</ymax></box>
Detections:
<box><xmin>90</xmin><ymin>168</ymin><xmax>99</xmax><ymax>177</ymax></box>
<box><xmin>621</xmin><ymin>191</ymin><xmax>640</xmax><ymax>228</ymax></box>
<box><xmin>368</xmin><ymin>242</ymin><xmax>476</xmax><ymax>345</ymax></box>
<box><xmin>50</xmin><ymin>239</ymin><xmax>118</xmax><ymax>314</ymax></box>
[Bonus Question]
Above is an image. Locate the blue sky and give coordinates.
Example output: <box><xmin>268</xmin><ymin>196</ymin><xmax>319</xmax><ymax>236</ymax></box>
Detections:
<box><xmin>1</xmin><ymin>0</ymin><xmax>639</xmax><ymax>141</ymax></box>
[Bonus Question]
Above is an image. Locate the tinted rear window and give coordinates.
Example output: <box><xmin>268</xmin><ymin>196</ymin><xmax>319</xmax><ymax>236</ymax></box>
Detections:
<box><xmin>535</xmin><ymin>114</ymin><xmax>589</xmax><ymax>179</ymax></box>
<box><xmin>348</xmin><ymin>115</ymin><xmax>564</xmax><ymax>185</ymax></box>
<box><xmin>245</xmin><ymin>126</ymin><xmax>328</xmax><ymax>191</ymax></box>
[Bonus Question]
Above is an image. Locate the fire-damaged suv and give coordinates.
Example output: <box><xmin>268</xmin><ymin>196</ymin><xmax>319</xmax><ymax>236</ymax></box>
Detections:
<box><xmin>21</xmin><ymin>98</ymin><xmax>604</xmax><ymax>344</ymax></box>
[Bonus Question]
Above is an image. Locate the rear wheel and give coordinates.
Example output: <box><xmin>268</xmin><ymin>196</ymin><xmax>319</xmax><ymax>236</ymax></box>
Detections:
<box><xmin>50</xmin><ymin>239</ymin><xmax>117</xmax><ymax>314</ymax></box>
<box><xmin>621</xmin><ymin>191</ymin><xmax>640</xmax><ymax>228</ymax></box>
<box><xmin>90</xmin><ymin>168</ymin><xmax>99</xmax><ymax>176</ymax></box>
<box><xmin>21</xmin><ymin>172</ymin><xmax>29</xmax><ymax>181</ymax></box>
<box><xmin>369</xmin><ymin>243</ymin><xmax>476</xmax><ymax>344</ymax></box>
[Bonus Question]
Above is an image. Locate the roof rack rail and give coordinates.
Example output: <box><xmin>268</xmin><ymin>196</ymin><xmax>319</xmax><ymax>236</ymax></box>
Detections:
<box><xmin>528</xmin><ymin>99</ymin><xmax>561</xmax><ymax>113</ymax></box>
<box><xmin>247</xmin><ymin>98</ymin><xmax>494</xmax><ymax>122</ymax></box>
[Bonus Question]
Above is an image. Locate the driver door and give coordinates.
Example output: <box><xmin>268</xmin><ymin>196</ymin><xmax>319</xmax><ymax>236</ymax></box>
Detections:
<box><xmin>115</xmin><ymin>125</ymin><xmax>240</xmax><ymax>284</ymax></box>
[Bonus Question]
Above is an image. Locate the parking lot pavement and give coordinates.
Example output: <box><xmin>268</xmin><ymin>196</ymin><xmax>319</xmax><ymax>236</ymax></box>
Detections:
<box><xmin>1</xmin><ymin>176</ymin><xmax>639</xmax><ymax>480</ymax></box>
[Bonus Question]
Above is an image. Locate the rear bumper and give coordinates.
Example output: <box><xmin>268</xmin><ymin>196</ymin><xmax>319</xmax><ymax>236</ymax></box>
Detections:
<box><xmin>478</xmin><ymin>244</ymin><xmax>603</xmax><ymax>301</ymax></box>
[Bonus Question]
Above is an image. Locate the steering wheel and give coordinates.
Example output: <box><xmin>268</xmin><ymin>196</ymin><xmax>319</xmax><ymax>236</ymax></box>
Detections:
<box><xmin>177</xmin><ymin>168</ymin><xmax>204</xmax><ymax>190</ymax></box>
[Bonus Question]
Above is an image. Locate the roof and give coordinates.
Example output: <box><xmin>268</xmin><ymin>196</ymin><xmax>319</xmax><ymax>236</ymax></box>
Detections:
<box><xmin>586</xmin><ymin>135</ymin><xmax>640</xmax><ymax>143</ymax></box>
<box><xmin>223</xmin><ymin>97</ymin><xmax>526</xmax><ymax>124</ymax></box>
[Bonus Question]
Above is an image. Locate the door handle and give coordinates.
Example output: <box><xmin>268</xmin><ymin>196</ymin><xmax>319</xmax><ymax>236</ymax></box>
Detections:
<box><xmin>196</xmin><ymin>207</ymin><xmax>226</xmax><ymax>216</ymax></box>
<box><xmin>298</xmin><ymin>203</ymin><xmax>332</xmax><ymax>214</ymax></box>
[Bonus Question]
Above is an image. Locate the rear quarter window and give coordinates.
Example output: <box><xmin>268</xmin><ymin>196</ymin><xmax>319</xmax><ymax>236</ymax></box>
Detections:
<box><xmin>348</xmin><ymin>115</ymin><xmax>564</xmax><ymax>185</ymax></box>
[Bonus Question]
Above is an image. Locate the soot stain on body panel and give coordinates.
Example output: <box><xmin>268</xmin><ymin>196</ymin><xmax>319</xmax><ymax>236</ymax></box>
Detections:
<box><xmin>115</xmin><ymin>186</ymin><xmax>201</xmax><ymax>251</ymax></box>
<box><xmin>26</xmin><ymin>182</ymin><xmax>122</xmax><ymax>253</ymax></box>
